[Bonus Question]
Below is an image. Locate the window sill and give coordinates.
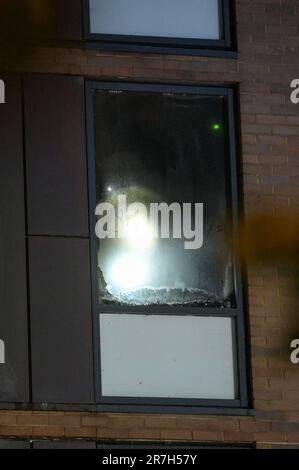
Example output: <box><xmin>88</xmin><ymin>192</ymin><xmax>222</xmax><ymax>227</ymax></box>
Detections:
<box><xmin>85</xmin><ymin>40</ymin><xmax>238</xmax><ymax>59</ymax></box>
<box><xmin>96</xmin><ymin>404</ymin><xmax>253</xmax><ymax>416</ymax></box>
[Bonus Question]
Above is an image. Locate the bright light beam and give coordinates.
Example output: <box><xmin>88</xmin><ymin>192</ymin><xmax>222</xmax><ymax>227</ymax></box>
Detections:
<box><xmin>125</xmin><ymin>215</ymin><xmax>155</xmax><ymax>253</ymax></box>
<box><xmin>110</xmin><ymin>254</ymin><xmax>148</xmax><ymax>291</ymax></box>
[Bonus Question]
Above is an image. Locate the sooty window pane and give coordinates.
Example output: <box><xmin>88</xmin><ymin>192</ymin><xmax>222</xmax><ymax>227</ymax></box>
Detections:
<box><xmin>93</xmin><ymin>90</ymin><xmax>235</xmax><ymax>308</ymax></box>
<box><xmin>89</xmin><ymin>0</ymin><xmax>221</xmax><ymax>40</ymax></box>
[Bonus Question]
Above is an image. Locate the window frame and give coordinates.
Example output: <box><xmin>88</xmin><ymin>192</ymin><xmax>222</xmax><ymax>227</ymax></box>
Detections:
<box><xmin>86</xmin><ymin>80</ymin><xmax>250</xmax><ymax>415</ymax></box>
<box><xmin>83</xmin><ymin>0</ymin><xmax>237</xmax><ymax>58</ymax></box>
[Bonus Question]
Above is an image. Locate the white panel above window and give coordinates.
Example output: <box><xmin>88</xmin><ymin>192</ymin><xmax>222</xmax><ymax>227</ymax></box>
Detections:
<box><xmin>100</xmin><ymin>314</ymin><xmax>237</xmax><ymax>400</ymax></box>
<box><xmin>89</xmin><ymin>0</ymin><xmax>221</xmax><ymax>40</ymax></box>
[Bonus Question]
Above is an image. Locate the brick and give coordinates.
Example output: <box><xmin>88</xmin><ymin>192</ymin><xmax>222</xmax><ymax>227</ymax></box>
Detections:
<box><xmin>47</xmin><ymin>414</ymin><xmax>80</xmax><ymax>427</ymax></box>
<box><xmin>110</xmin><ymin>417</ymin><xmax>145</xmax><ymax>429</ymax></box>
<box><xmin>270</xmin><ymin>378</ymin><xmax>298</xmax><ymax>390</ymax></box>
<box><xmin>17</xmin><ymin>415</ymin><xmax>48</xmax><ymax>426</ymax></box>
<box><xmin>0</xmin><ymin>426</ymin><xmax>33</xmax><ymax>437</ymax></box>
<box><xmin>160</xmin><ymin>430</ymin><xmax>192</xmax><ymax>441</ymax></box>
<box><xmin>145</xmin><ymin>417</ymin><xmax>177</xmax><ymax>429</ymax></box>
<box><xmin>176</xmin><ymin>418</ymin><xmax>208</xmax><ymax>431</ymax></box>
<box><xmin>97</xmin><ymin>429</ymin><xmax>129</xmax><ymax>440</ymax></box>
<box><xmin>255</xmin><ymin>432</ymin><xmax>286</xmax><ymax>443</ymax></box>
<box><xmin>81</xmin><ymin>416</ymin><xmax>111</xmax><ymax>428</ymax></box>
<box><xmin>285</xmin><ymin>391</ymin><xmax>299</xmax><ymax>401</ymax></box>
<box><xmin>273</xmin><ymin>422</ymin><xmax>299</xmax><ymax>433</ymax></box>
<box><xmin>130</xmin><ymin>429</ymin><xmax>162</xmax><ymax>440</ymax></box>
<box><xmin>269</xmin><ymin>401</ymin><xmax>299</xmax><ymax>411</ymax></box>
<box><xmin>285</xmin><ymin>432</ymin><xmax>299</xmax><ymax>444</ymax></box>
<box><xmin>0</xmin><ymin>414</ymin><xmax>17</xmax><ymax>426</ymax></box>
<box><xmin>206</xmin><ymin>420</ymin><xmax>239</xmax><ymax>432</ymax></box>
<box><xmin>193</xmin><ymin>431</ymin><xmax>223</xmax><ymax>442</ymax></box>
<box><xmin>254</xmin><ymin>390</ymin><xmax>284</xmax><ymax>400</ymax></box>
<box><xmin>31</xmin><ymin>426</ymin><xmax>65</xmax><ymax>438</ymax></box>
<box><xmin>65</xmin><ymin>427</ymin><xmax>97</xmax><ymax>439</ymax></box>
<box><xmin>240</xmin><ymin>420</ymin><xmax>271</xmax><ymax>432</ymax></box>
<box><xmin>223</xmin><ymin>432</ymin><xmax>254</xmax><ymax>442</ymax></box>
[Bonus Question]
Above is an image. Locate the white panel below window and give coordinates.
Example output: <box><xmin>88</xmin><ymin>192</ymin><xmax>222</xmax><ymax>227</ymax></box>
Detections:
<box><xmin>89</xmin><ymin>0</ymin><xmax>221</xmax><ymax>40</ymax></box>
<box><xmin>100</xmin><ymin>314</ymin><xmax>237</xmax><ymax>400</ymax></box>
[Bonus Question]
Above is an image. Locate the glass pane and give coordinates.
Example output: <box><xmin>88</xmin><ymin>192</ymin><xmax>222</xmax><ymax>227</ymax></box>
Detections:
<box><xmin>100</xmin><ymin>314</ymin><xmax>237</xmax><ymax>399</ymax></box>
<box><xmin>93</xmin><ymin>89</ymin><xmax>235</xmax><ymax>308</ymax></box>
<box><xmin>89</xmin><ymin>0</ymin><xmax>221</xmax><ymax>40</ymax></box>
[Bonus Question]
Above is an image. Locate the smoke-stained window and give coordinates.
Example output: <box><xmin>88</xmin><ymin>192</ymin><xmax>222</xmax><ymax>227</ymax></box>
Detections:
<box><xmin>93</xmin><ymin>90</ymin><xmax>234</xmax><ymax>308</ymax></box>
<box><xmin>87</xmin><ymin>82</ymin><xmax>248</xmax><ymax>410</ymax></box>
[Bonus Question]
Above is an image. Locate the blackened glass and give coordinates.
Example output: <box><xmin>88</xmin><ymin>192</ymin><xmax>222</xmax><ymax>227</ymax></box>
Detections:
<box><xmin>93</xmin><ymin>90</ymin><xmax>235</xmax><ymax>308</ymax></box>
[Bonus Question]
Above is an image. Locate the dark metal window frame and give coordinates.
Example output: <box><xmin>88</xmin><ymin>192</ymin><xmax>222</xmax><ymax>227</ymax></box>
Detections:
<box><xmin>86</xmin><ymin>80</ymin><xmax>250</xmax><ymax>415</ymax></box>
<box><xmin>83</xmin><ymin>0</ymin><xmax>237</xmax><ymax>58</ymax></box>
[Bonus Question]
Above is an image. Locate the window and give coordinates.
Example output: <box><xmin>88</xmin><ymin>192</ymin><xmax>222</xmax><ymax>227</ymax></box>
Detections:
<box><xmin>86</xmin><ymin>81</ymin><xmax>248</xmax><ymax>413</ymax></box>
<box><xmin>84</xmin><ymin>0</ymin><xmax>236</xmax><ymax>57</ymax></box>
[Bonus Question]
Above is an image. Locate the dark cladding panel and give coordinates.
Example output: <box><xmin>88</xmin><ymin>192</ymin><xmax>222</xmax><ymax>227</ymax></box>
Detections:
<box><xmin>24</xmin><ymin>74</ymin><xmax>89</xmax><ymax>237</ymax></box>
<box><xmin>0</xmin><ymin>1</ymin><xmax>83</xmax><ymax>41</ymax></box>
<box><xmin>0</xmin><ymin>74</ymin><xmax>29</xmax><ymax>402</ymax></box>
<box><xmin>29</xmin><ymin>237</ymin><xmax>94</xmax><ymax>404</ymax></box>
<box><xmin>33</xmin><ymin>440</ymin><xmax>96</xmax><ymax>449</ymax></box>
<box><xmin>0</xmin><ymin>440</ymin><xmax>30</xmax><ymax>449</ymax></box>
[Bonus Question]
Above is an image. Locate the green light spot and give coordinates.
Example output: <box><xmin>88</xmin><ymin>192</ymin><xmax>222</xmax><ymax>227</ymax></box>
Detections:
<box><xmin>212</xmin><ymin>123</ymin><xmax>221</xmax><ymax>131</ymax></box>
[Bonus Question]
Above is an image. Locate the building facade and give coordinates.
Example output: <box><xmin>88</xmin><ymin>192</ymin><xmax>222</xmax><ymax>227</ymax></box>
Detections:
<box><xmin>0</xmin><ymin>0</ymin><xmax>299</xmax><ymax>449</ymax></box>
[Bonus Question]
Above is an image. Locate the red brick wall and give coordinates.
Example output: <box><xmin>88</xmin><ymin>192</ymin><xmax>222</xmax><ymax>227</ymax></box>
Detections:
<box><xmin>1</xmin><ymin>0</ymin><xmax>299</xmax><ymax>449</ymax></box>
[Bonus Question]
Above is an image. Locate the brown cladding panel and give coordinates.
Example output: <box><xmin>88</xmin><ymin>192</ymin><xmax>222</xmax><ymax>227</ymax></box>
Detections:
<box><xmin>0</xmin><ymin>1</ymin><xmax>83</xmax><ymax>42</ymax></box>
<box><xmin>29</xmin><ymin>237</ymin><xmax>94</xmax><ymax>404</ymax></box>
<box><xmin>24</xmin><ymin>74</ymin><xmax>89</xmax><ymax>237</ymax></box>
<box><xmin>0</xmin><ymin>74</ymin><xmax>30</xmax><ymax>402</ymax></box>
